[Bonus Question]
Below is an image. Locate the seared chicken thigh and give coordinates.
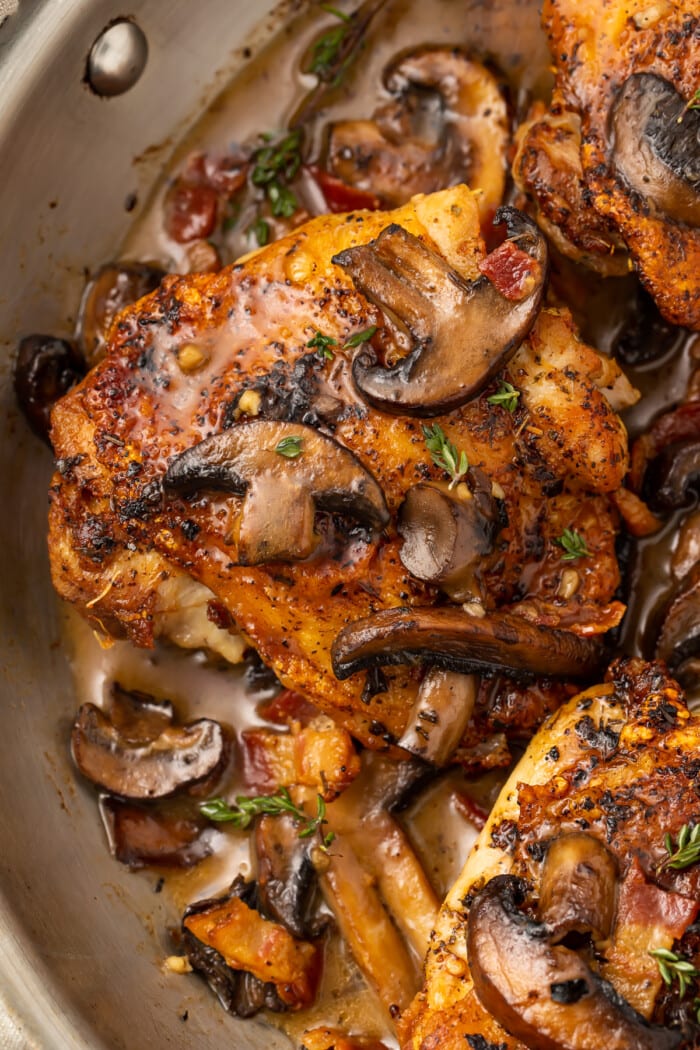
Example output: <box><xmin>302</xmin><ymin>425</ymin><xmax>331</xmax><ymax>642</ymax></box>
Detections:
<box><xmin>49</xmin><ymin>187</ymin><xmax>636</xmax><ymax>749</ymax></box>
<box><xmin>401</xmin><ymin>658</ymin><xmax>700</xmax><ymax>1049</ymax></box>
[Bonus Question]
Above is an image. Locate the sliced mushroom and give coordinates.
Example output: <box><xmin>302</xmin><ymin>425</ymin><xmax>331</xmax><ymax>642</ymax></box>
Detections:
<box><xmin>538</xmin><ymin>834</ymin><xmax>618</xmax><ymax>943</ymax></box>
<box><xmin>398</xmin><ymin>668</ymin><xmax>477</xmax><ymax>766</ymax></box>
<box><xmin>163</xmin><ymin>420</ymin><xmax>389</xmax><ymax>564</ymax></box>
<box><xmin>467</xmin><ymin>875</ymin><xmax>680</xmax><ymax>1050</ymax></box>
<box><xmin>647</xmin><ymin>440</ymin><xmax>700</xmax><ymax>510</ymax></box>
<box><xmin>332</xmin><ymin>210</ymin><xmax>547</xmax><ymax>416</ymax></box>
<box><xmin>332</xmin><ymin>606</ymin><xmax>602</xmax><ymax>682</ymax></box>
<box><xmin>611</xmin><ymin>75</ymin><xmax>700</xmax><ymax>227</ymax></box>
<box><xmin>106</xmin><ymin>682</ymin><xmax>175</xmax><ymax>742</ymax></box>
<box><xmin>77</xmin><ymin>263</ymin><xmax>165</xmax><ymax>366</ymax></box>
<box><xmin>14</xmin><ymin>334</ymin><xmax>85</xmax><ymax>442</ymax></box>
<box><xmin>327</xmin><ymin>47</ymin><xmax>508</xmax><ymax>219</ymax></box>
<box><xmin>99</xmin><ymin>795</ymin><xmax>210</xmax><ymax>869</ymax></box>
<box><xmin>255</xmin><ymin>814</ymin><xmax>323</xmax><ymax>940</ymax></box>
<box><xmin>398</xmin><ymin>473</ymin><xmax>498</xmax><ymax>600</ymax></box>
<box><xmin>71</xmin><ymin>702</ymin><xmax>225</xmax><ymax>800</ymax></box>
<box><xmin>656</xmin><ymin>563</ymin><xmax>700</xmax><ymax>677</ymax></box>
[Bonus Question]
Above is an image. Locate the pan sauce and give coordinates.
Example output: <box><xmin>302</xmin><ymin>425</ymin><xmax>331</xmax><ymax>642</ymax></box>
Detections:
<box><xmin>61</xmin><ymin>0</ymin><xmax>699</xmax><ymax>1045</ymax></box>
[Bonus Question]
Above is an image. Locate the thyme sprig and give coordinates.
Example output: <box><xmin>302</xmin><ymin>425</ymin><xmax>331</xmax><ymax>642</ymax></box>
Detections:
<box><xmin>307</xmin><ymin>331</ymin><xmax>338</xmax><ymax>359</ymax></box>
<box><xmin>487</xmin><ymin>380</ymin><xmax>521</xmax><ymax>413</ymax></box>
<box><xmin>343</xmin><ymin>325</ymin><xmax>377</xmax><ymax>349</ymax></box>
<box><xmin>422</xmin><ymin>423</ymin><xmax>469</xmax><ymax>489</ymax></box>
<box><xmin>650</xmin><ymin>948</ymin><xmax>700</xmax><ymax>998</ymax></box>
<box><xmin>555</xmin><ymin>528</ymin><xmax>591</xmax><ymax>561</ymax></box>
<box><xmin>200</xmin><ymin>789</ymin><xmax>335</xmax><ymax>848</ymax></box>
<box><xmin>659</xmin><ymin>823</ymin><xmax>700</xmax><ymax>872</ymax></box>
<box><xmin>251</xmin><ymin>130</ymin><xmax>302</xmax><ymax>220</ymax></box>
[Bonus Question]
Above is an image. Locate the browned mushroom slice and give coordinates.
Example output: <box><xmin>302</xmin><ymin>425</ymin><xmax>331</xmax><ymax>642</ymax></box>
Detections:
<box><xmin>612</xmin><ymin>75</ymin><xmax>700</xmax><ymax>228</ymax></box>
<box><xmin>398</xmin><ymin>668</ymin><xmax>477</xmax><ymax>766</ymax></box>
<box><xmin>99</xmin><ymin>795</ymin><xmax>210</xmax><ymax>869</ymax></box>
<box><xmin>327</xmin><ymin>47</ymin><xmax>508</xmax><ymax>219</ymax></box>
<box><xmin>656</xmin><ymin>563</ymin><xmax>700</xmax><ymax>678</ymax></box>
<box><xmin>332</xmin><ymin>209</ymin><xmax>547</xmax><ymax>416</ymax></box>
<box><xmin>467</xmin><ymin>875</ymin><xmax>680</xmax><ymax>1050</ymax></box>
<box><xmin>397</xmin><ymin>475</ymin><xmax>498</xmax><ymax>600</ymax></box>
<box><xmin>254</xmin><ymin>814</ymin><xmax>323</xmax><ymax>940</ymax></box>
<box><xmin>332</xmin><ymin>606</ymin><xmax>602</xmax><ymax>682</ymax></box>
<box><xmin>13</xmin><ymin>334</ymin><xmax>85</xmax><ymax>443</ymax></box>
<box><xmin>77</xmin><ymin>262</ymin><xmax>165</xmax><ymax>367</ymax></box>
<box><xmin>163</xmin><ymin>420</ymin><xmax>389</xmax><ymax>564</ymax></box>
<box><xmin>71</xmin><ymin>703</ymin><xmax>225</xmax><ymax>800</ymax></box>
<box><xmin>648</xmin><ymin>440</ymin><xmax>700</xmax><ymax>511</ymax></box>
<box><xmin>538</xmin><ymin>834</ymin><xmax>618</xmax><ymax>943</ymax></box>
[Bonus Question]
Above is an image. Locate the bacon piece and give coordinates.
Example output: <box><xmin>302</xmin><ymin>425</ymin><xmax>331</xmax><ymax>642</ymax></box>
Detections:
<box><xmin>241</xmin><ymin>717</ymin><xmax>361</xmax><ymax>800</ymax></box>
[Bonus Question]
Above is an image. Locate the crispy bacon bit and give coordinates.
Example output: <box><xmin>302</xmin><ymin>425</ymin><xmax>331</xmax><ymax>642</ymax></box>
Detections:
<box><xmin>241</xmin><ymin>718</ymin><xmax>361</xmax><ymax>800</ymax></box>
<box><xmin>206</xmin><ymin>598</ymin><xmax>234</xmax><ymax>631</ymax></box>
<box><xmin>183</xmin><ymin>894</ymin><xmax>320</xmax><ymax>1008</ymax></box>
<box><xmin>452</xmin><ymin>791</ymin><xmax>489</xmax><ymax>830</ymax></box>
<box><xmin>308</xmin><ymin>165</ymin><xmax>382</xmax><ymax>213</ymax></box>
<box><xmin>301</xmin><ymin>1026</ymin><xmax>390</xmax><ymax>1050</ymax></box>
<box><xmin>601</xmin><ymin>857</ymin><xmax>699</xmax><ymax>1018</ymax></box>
<box><xmin>258</xmin><ymin>688</ymin><xmax>319</xmax><ymax>726</ymax></box>
<box><xmin>478</xmin><ymin>239</ymin><xmax>540</xmax><ymax>301</ymax></box>
<box><xmin>610</xmin><ymin>487</ymin><xmax>661</xmax><ymax>537</ymax></box>
<box><xmin>165</xmin><ymin>182</ymin><xmax>218</xmax><ymax>243</ymax></box>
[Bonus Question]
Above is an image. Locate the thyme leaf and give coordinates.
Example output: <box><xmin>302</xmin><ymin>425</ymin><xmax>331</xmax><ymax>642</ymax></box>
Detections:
<box><xmin>555</xmin><ymin>528</ymin><xmax>591</xmax><ymax>561</ymax></box>
<box><xmin>487</xmin><ymin>380</ymin><xmax>521</xmax><ymax>413</ymax></box>
<box><xmin>200</xmin><ymin>788</ymin><xmax>332</xmax><ymax>846</ymax></box>
<box><xmin>650</xmin><ymin>948</ymin><xmax>700</xmax><ymax>999</ymax></box>
<box><xmin>275</xmin><ymin>435</ymin><xmax>304</xmax><ymax>458</ymax></box>
<box><xmin>422</xmin><ymin>423</ymin><xmax>469</xmax><ymax>489</ymax></box>
<box><xmin>343</xmin><ymin>325</ymin><xmax>377</xmax><ymax>349</ymax></box>
<box><xmin>307</xmin><ymin>331</ymin><xmax>338</xmax><ymax>359</ymax></box>
<box><xmin>659</xmin><ymin>823</ymin><xmax>700</xmax><ymax>871</ymax></box>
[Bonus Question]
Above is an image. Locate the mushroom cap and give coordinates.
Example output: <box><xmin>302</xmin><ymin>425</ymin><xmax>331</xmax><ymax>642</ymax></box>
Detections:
<box><xmin>163</xmin><ymin>419</ymin><xmax>390</xmax><ymax>564</ymax></box>
<box><xmin>71</xmin><ymin>703</ymin><xmax>226</xmax><ymax>800</ymax></box>
<box><xmin>333</xmin><ymin>208</ymin><xmax>547</xmax><ymax>416</ymax></box>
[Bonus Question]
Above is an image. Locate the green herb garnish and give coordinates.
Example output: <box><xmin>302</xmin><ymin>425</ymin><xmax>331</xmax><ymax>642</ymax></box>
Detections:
<box><xmin>487</xmin><ymin>380</ymin><xmax>521</xmax><ymax>413</ymax></box>
<box><xmin>268</xmin><ymin>181</ymin><xmax>298</xmax><ymax>219</ymax></box>
<box><xmin>650</xmin><ymin>948</ymin><xmax>700</xmax><ymax>998</ymax></box>
<box><xmin>275</xmin><ymin>435</ymin><xmax>304</xmax><ymax>458</ymax></box>
<box><xmin>249</xmin><ymin>216</ymin><xmax>270</xmax><ymax>246</ymax></box>
<box><xmin>251</xmin><ymin>130</ymin><xmax>302</xmax><ymax>187</ymax></box>
<box><xmin>343</xmin><ymin>325</ymin><xmax>377</xmax><ymax>349</ymax></box>
<box><xmin>659</xmin><ymin>823</ymin><xmax>700</xmax><ymax>872</ymax></box>
<box><xmin>200</xmin><ymin>789</ymin><xmax>334</xmax><ymax>848</ymax></box>
<box><xmin>555</xmin><ymin>528</ymin><xmax>591</xmax><ymax>561</ymax></box>
<box><xmin>307</xmin><ymin>331</ymin><xmax>338</xmax><ymax>359</ymax></box>
<box><xmin>422</xmin><ymin>423</ymin><xmax>469</xmax><ymax>489</ymax></box>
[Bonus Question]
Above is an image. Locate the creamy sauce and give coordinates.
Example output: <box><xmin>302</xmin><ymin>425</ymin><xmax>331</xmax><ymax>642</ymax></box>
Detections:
<box><xmin>62</xmin><ymin>0</ymin><xmax>700</xmax><ymax>1045</ymax></box>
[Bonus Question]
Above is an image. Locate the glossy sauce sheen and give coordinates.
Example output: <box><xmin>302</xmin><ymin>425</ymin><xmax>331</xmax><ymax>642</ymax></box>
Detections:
<box><xmin>65</xmin><ymin>0</ymin><xmax>697</xmax><ymax>1045</ymax></box>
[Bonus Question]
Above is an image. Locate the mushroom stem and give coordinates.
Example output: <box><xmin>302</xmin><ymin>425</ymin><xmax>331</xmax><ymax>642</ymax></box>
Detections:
<box><xmin>538</xmin><ymin>833</ymin><xmax>618</xmax><ymax>943</ymax></box>
<box><xmin>331</xmin><ymin>606</ymin><xmax>602</xmax><ymax>682</ymax></box>
<box><xmin>316</xmin><ymin>831</ymin><xmax>420</xmax><ymax>1016</ymax></box>
<box><xmin>398</xmin><ymin>668</ymin><xmax>477</xmax><ymax>766</ymax></box>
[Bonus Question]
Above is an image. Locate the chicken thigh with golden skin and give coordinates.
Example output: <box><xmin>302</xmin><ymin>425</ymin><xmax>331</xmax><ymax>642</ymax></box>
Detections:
<box><xmin>48</xmin><ymin>187</ymin><xmax>636</xmax><ymax>750</ymax></box>
<box><xmin>523</xmin><ymin>0</ymin><xmax>700</xmax><ymax>328</ymax></box>
<box><xmin>401</xmin><ymin>658</ymin><xmax>700</xmax><ymax>1049</ymax></box>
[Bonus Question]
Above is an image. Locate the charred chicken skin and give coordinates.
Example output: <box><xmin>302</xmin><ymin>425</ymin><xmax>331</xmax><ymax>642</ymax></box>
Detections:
<box><xmin>517</xmin><ymin>0</ymin><xmax>700</xmax><ymax>329</ymax></box>
<box><xmin>400</xmin><ymin>658</ymin><xmax>700</xmax><ymax>1049</ymax></box>
<box><xmin>48</xmin><ymin>186</ymin><xmax>636</xmax><ymax>750</ymax></box>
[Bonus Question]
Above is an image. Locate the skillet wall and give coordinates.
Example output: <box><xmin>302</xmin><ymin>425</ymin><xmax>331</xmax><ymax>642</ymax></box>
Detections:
<box><xmin>0</xmin><ymin>2</ymin><xmax>298</xmax><ymax>1046</ymax></box>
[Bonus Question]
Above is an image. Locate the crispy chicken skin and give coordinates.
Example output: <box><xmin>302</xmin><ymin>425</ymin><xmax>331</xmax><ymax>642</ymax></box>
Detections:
<box><xmin>534</xmin><ymin>0</ymin><xmax>700</xmax><ymax>328</ymax></box>
<box><xmin>49</xmin><ymin>187</ymin><xmax>635</xmax><ymax>748</ymax></box>
<box><xmin>400</xmin><ymin>658</ymin><xmax>700</xmax><ymax>1049</ymax></box>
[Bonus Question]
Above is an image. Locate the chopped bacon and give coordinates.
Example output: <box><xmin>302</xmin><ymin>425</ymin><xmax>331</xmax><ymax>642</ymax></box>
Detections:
<box><xmin>258</xmin><ymin>688</ymin><xmax>319</xmax><ymax>726</ymax></box>
<box><xmin>184</xmin><ymin>894</ymin><xmax>319</xmax><ymax>1008</ymax></box>
<box><xmin>308</xmin><ymin>165</ymin><xmax>382</xmax><ymax>214</ymax></box>
<box><xmin>452</xmin><ymin>792</ymin><xmax>489</xmax><ymax>830</ymax></box>
<box><xmin>241</xmin><ymin>717</ymin><xmax>361</xmax><ymax>800</ymax></box>
<box><xmin>301</xmin><ymin>1026</ymin><xmax>390</xmax><ymax>1050</ymax></box>
<box><xmin>478</xmin><ymin>239</ymin><xmax>541</xmax><ymax>301</ymax></box>
<box><xmin>164</xmin><ymin>182</ymin><xmax>218</xmax><ymax>243</ymax></box>
<box><xmin>601</xmin><ymin>857</ymin><xmax>699</xmax><ymax>1019</ymax></box>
